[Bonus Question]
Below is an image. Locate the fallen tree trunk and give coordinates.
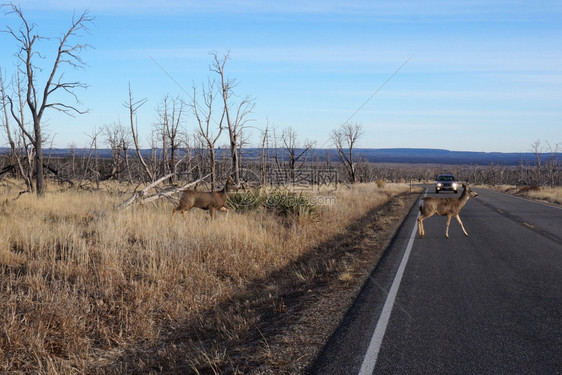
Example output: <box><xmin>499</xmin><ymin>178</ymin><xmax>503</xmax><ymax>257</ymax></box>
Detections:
<box><xmin>118</xmin><ymin>173</ymin><xmax>211</xmax><ymax>210</ymax></box>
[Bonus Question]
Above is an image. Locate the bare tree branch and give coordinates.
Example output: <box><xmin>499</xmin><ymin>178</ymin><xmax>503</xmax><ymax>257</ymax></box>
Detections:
<box><xmin>119</xmin><ymin>173</ymin><xmax>211</xmax><ymax>210</ymax></box>
<box><xmin>210</xmin><ymin>51</ymin><xmax>254</xmax><ymax>185</ymax></box>
<box><xmin>1</xmin><ymin>3</ymin><xmax>93</xmax><ymax>195</ymax></box>
<box><xmin>332</xmin><ymin>123</ymin><xmax>364</xmax><ymax>183</ymax></box>
<box><xmin>124</xmin><ymin>83</ymin><xmax>153</xmax><ymax>182</ymax></box>
<box><xmin>191</xmin><ymin>79</ymin><xmax>224</xmax><ymax>190</ymax></box>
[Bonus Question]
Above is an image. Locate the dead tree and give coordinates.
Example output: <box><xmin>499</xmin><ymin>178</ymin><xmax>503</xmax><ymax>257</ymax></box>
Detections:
<box><xmin>281</xmin><ymin>126</ymin><xmax>315</xmax><ymax>183</ymax></box>
<box><xmin>160</xmin><ymin>96</ymin><xmax>185</xmax><ymax>183</ymax></box>
<box><xmin>210</xmin><ymin>51</ymin><xmax>254</xmax><ymax>185</ymax></box>
<box><xmin>103</xmin><ymin>122</ymin><xmax>131</xmax><ymax>181</ymax></box>
<box><xmin>260</xmin><ymin>124</ymin><xmax>270</xmax><ymax>187</ymax></box>
<box><xmin>124</xmin><ymin>84</ymin><xmax>154</xmax><ymax>182</ymax></box>
<box><xmin>191</xmin><ymin>80</ymin><xmax>224</xmax><ymax>190</ymax></box>
<box><xmin>544</xmin><ymin>141</ymin><xmax>560</xmax><ymax>187</ymax></box>
<box><xmin>0</xmin><ymin>68</ymin><xmax>33</xmax><ymax>190</ymax></box>
<box><xmin>118</xmin><ymin>172</ymin><xmax>211</xmax><ymax>210</ymax></box>
<box><xmin>531</xmin><ymin>140</ymin><xmax>543</xmax><ymax>185</ymax></box>
<box><xmin>153</xmin><ymin>95</ymin><xmax>184</xmax><ymax>180</ymax></box>
<box><xmin>3</xmin><ymin>4</ymin><xmax>93</xmax><ymax>196</ymax></box>
<box><xmin>74</xmin><ymin>128</ymin><xmax>102</xmax><ymax>188</ymax></box>
<box><xmin>177</xmin><ymin>130</ymin><xmax>193</xmax><ymax>182</ymax></box>
<box><xmin>332</xmin><ymin>123</ymin><xmax>364</xmax><ymax>183</ymax></box>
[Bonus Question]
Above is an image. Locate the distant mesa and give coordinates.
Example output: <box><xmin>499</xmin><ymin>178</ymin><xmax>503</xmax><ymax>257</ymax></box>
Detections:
<box><xmin>0</xmin><ymin>147</ymin><xmax>547</xmax><ymax>166</ymax></box>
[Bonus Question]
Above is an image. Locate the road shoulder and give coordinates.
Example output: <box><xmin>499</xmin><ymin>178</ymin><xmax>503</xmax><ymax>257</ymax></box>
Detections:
<box><xmin>237</xmin><ymin>192</ymin><xmax>422</xmax><ymax>374</ymax></box>
<box><xmin>309</xmin><ymin>192</ymin><xmax>422</xmax><ymax>375</ymax></box>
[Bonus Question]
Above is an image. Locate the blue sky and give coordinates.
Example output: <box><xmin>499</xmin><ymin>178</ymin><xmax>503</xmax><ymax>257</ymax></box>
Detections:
<box><xmin>1</xmin><ymin>0</ymin><xmax>561</xmax><ymax>152</ymax></box>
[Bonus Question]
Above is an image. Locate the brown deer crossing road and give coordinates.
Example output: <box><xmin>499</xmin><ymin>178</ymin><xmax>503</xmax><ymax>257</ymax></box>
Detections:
<box><xmin>311</xmin><ymin>187</ymin><xmax>562</xmax><ymax>374</ymax></box>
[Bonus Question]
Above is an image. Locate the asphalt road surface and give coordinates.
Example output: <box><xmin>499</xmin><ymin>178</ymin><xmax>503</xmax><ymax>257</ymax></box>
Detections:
<box><xmin>311</xmin><ymin>187</ymin><xmax>561</xmax><ymax>375</ymax></box>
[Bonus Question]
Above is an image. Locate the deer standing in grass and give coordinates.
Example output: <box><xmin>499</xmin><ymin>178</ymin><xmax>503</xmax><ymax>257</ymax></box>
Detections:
<box><xmin>172</xmin><ymin>177</ymin><xmax>236</xmax><ymax>219</ymax></box>
<box><xmin>418</xmin><ymin>184</ymin><xmax>478</xmax><ymax>239</ymax></box>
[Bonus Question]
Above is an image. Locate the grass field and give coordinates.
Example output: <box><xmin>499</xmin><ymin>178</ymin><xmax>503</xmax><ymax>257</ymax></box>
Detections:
<box><xmin>0</xmin><ymin>180</ymin><xmax>412</xmax><ymax>373</ymax></box>
<box><xmin>481</xmin><ymin>184</ymin><xmax>562</xmax><ymax>206</ymax></box>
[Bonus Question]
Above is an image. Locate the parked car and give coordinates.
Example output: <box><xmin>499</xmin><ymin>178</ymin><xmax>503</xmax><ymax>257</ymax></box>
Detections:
<box><xmin>435</xmin><ymin>174</ymin><xmax>458</xmax><ymax>193</ymax></box>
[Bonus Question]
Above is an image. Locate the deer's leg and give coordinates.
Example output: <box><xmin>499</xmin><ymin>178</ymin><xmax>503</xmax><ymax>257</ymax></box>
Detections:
<box><xmin>209</xmin><ymin>208</ymin><xmax>215</xmax><ymax>220</ymax></box>
<box><xmin>219</xmin><ymin>206</ymin><xmax>229</xmax><ymax>218</ymax></box>
<box><xmin>417</xmin><ymin>216</ymin><xmax>425</xmax><ymax>239</ymax></box>
<box><xmin>446</xmin><ymin>215</ymin><xmax>452</xmax><ymax>239</ymax></box>
<box><xmin>455</xmin><ymin>214</ymin><xmax>469</xmax><ymax>237</ymax></box>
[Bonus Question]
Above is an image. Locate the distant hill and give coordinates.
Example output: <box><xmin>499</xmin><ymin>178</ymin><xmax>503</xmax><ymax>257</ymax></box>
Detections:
<box><xmin>351</xmin><ymin>148</ymin><xmax>542</xmax><ymax>165</ymax></box>
<box><xmin>0</xmin><ymin>147</ymin><xmax>546</xmax><ymax>166</ymax></box>
<box><xmin>243</xmin><ymin>148</ymin><xmax>545</xmax><ymax>165</ymax></box>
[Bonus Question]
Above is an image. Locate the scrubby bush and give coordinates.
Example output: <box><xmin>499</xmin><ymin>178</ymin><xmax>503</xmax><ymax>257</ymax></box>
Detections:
<box><xmin>226</xmin><ymin>189</ymin><xmax>265</xmax><ymax>211</ymax></box>
<box><xmin>227</xmin><ymin>189</ymin><xmax>317</xmax><ymax>218</ymax></box>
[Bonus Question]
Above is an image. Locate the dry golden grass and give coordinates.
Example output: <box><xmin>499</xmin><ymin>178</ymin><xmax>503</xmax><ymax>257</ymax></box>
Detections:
<box><xmin>522</xmin><ymin>186</ymin><xmax>562</xmax><ymax>205</ymax></box>
<box><xmin>0</xmin><ymin>180</ymin><xmax>411</xmax><ymax>373</ymax></box>
<box><xmin>480</xmin><ymin>184</ymin><xmax>562</xmax><ymax>206</ymax></box>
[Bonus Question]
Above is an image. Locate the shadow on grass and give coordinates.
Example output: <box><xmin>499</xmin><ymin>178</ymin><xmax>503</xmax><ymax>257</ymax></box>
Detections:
<box><xmin>105</xmin><ymin>192</ymin><xmax>420</xmax><ymax>374</ymax></box>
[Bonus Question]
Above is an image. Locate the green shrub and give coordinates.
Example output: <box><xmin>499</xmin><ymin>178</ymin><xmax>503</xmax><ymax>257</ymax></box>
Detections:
<box><xmin>226</xmin><ymin>189</ymin><xmax>264</xmax><ymax>211</ymax></box>
<box><xmin>266</xmin><ymin>191</ymin><xmax>316</xmax><ymax>217</ymax></box>
<box><xmin>227</xmin><ymin>189</ymin><xmax>317</xmax><ymax>218</ymax></box>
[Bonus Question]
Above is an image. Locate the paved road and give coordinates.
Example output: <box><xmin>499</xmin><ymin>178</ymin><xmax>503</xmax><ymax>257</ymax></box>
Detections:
<box><xmin>311</xmin><ymin>187</ymin><xmax>562</xmax><ymax>374</ymax></box>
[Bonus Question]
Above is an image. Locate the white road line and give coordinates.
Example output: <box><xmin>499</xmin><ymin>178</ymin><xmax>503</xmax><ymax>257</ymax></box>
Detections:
<box><xmin>358</xmin><ymin>195</ymin><xmax>423</xmax><ymax>375</ymax></box>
